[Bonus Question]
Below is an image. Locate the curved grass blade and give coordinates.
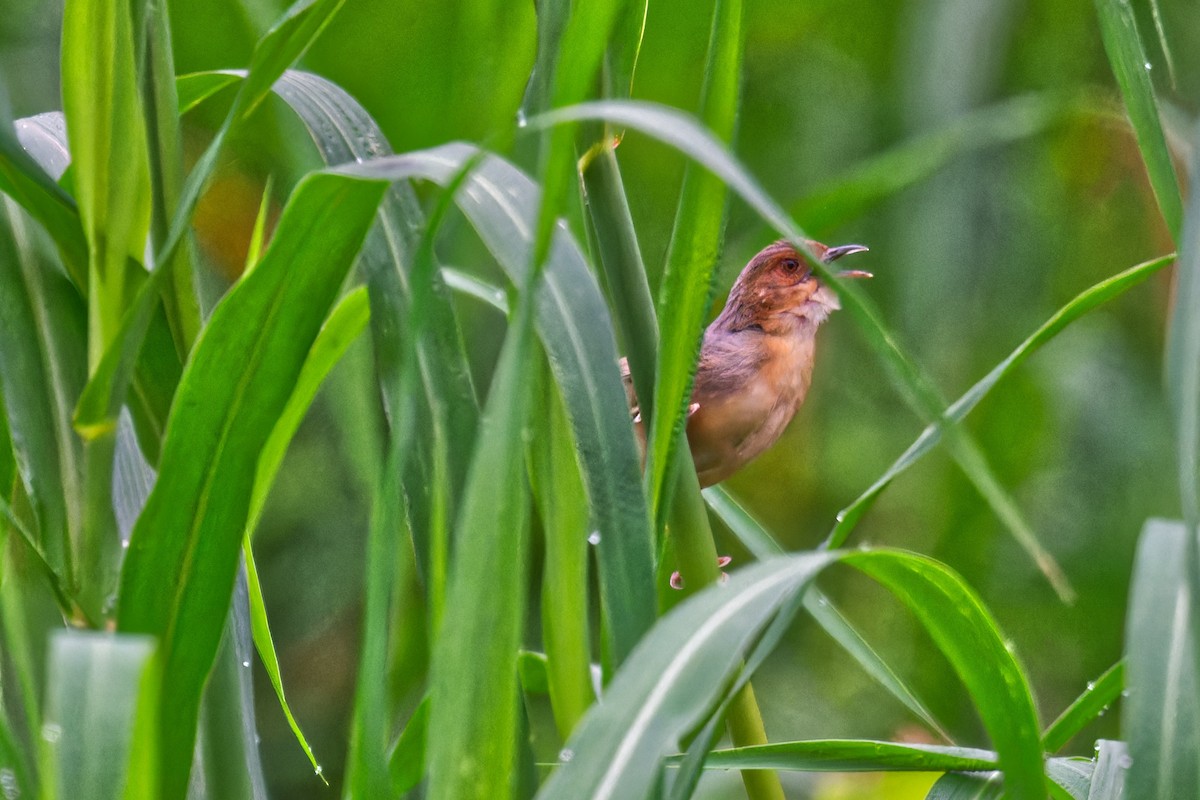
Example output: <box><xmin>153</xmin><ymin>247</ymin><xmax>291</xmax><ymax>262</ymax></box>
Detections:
<box><xmin>270</xmin><ymin>69</ymin><xmax>479</xmax><ymax>575</ymax></box>
<box><xmin>243</xmin><ymin>544</ymin><xmax>323</xmax><ymax>779</ymax></box>
<box><xmin>176</xmin><ymin>72</ymin><xmax>243</xmax><ymax>115</ymax></box>
<box><xmin>531</xmin><ymin>100</ymin><xmax>1071</xmax><ymax>600</ymax></box>
<box><xmin>704</xmin><ymin>485</ymin><xmax>949</xmax><ymax>740</ymax></box>
<box><xmin>116</xmin><ymin>171</ymin><xmax>388</xmax><ymax>800</ymax></box>
<box><xmin>535</xmin><ymin>553</ymin><xmax>840</xmax><ymax>800</ymax></box>
<box><xmin>687</xmin><ymin>740</ymin><xmax>996</xmax><ymax>772</ymax></box>
<box><xmin>1095</xmin><ymin>0</ymin><xmax>1183</xmax><ymax>239</ymax></box>
<box><xmin>338</xmin><ymin>144</ymin><xmax>657</xmax><ymax>666</ymax></box>
<box><xmin>245</xmin><ymin>286</ymin><xmax>370</xmax><ymax>538</ymax></box>
<box><xmin>843</xmin><ymin>551</ymin><xmax>1045</xmax><ymax>799</ymax></box>
<box><xmin>196</xmin><ymin>572</ymin><xmax>271</xmax><ymax>800</ymax></box>
<box><xmin>537</xmin><ymin>549</ymin><xmax>1044</xmax><ymax>800</ymax></box>
<box><xmin>1123</xmin><ymin>519</ymin><xmax>1200</xmax><ymax>799</ymax></box>
<box><xmin>831</xmin><ymin>253</ymin><xmax>1173</xmax><ymax>544</ymax></box>
<box><xmin>1042</xmin><ymin>660</ymin><xmax>1124</xmax><ymax>753</ymax></box>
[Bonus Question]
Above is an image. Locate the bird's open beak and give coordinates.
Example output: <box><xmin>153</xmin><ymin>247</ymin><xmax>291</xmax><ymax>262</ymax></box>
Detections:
<box><xmin>821</xmin><ymin>243</ymin><xmax>872</xmax><ymax>279</ymax></box>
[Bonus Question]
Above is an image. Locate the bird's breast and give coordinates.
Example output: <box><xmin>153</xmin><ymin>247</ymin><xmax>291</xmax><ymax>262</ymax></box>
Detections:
<box><xmin>688</xmin><ymin>332</ymin><xmax>817</xmax><ymax>486</ymax></box>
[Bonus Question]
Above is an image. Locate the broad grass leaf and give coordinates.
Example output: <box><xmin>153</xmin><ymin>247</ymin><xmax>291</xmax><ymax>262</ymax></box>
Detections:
<box><xmin>116</xmin><ymin>171</ymin><xmax>387</xmax><ymax>800</ymax></box>
<box><xmin>537</xmin><ymin>549</ymin><xmax>1044</xmax><ymax>800</ymax></box>
<box><xmin>1095</xmin><ymin>0</ymin><xmax>1183</xmax><ymax>239</ymax></box>
<box><xmin>692</xmin><ymin>740</ymin><xmax>996</xmax><ymax>772</ymax></box>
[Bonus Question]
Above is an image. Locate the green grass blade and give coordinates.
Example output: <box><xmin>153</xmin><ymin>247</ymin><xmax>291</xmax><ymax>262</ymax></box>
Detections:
<box><xmin>60</xmin><ymin>0</ymin><xmax>152</xmax><ymax>364</ymax></box>
<box><xmin>243</xmin><ymin>542</ymin><xmax>323</xmax><ymax>778</ymax></box>
<box><xmin>533</xmin><ymin>100</ymin><xmax>1071</xmax><ymax>598</ymax></box>
<box><xmin>388</xmin><ymin>696</ymin><xmax>429</xmax><ymax>796</ymax></box>
<box><xmin>11</xmin><ymin>111</ymin><xmax>178</xmax><ymax>463</ymax></box>
<box><xmin>425</xmin><ymin>245</ymin><xmax>537</xmax><ymax>800</ymax></box>
<box><xmin>604</xmin><ymin>0</ymin><xmax>647</xmax><ymax>99</ymax></box>
<box><xmin>538</xmin><ymin>548</ymin><xmax>1043</xmax><ymax>799</ymax></box>
<box><xmin>535</xmin><ymin>553</ymin><xmax>840</xmax><ymax>800</ymax></box>
<box><xmin>1123</xmin><ymin>519</ymin><xmax>1200</xmax><ymax>798</ymax></box>
<box><xmin>116</xmin><ymin>172</ymin><xmax>387</xmax><ymax>800</ymax></box>
<box><xmin>339</xmin><ymin>144</ymin><xmax>657</xmax><ymax>666</ymax></box>
<box><xmin>245</xmin><ymin>286</ymin><xmax>370</xmax><ymax>539</ymax></box>
<box><xmin>518</xmin><ymin>0</ymin><xmax>570</xmax><ymax>122</ymax></box>
<box><xmin>137</xmin><ymin>0</ymin><xmax>200</xmax><ymax>353</ymax></box>
<box><xmin>195</xmin><ymin>575</ymin><xmax>270</xmax><ymax>800</ymax></box>
<box><xmin>41</xmin><ymin>631</ymin><xmax>159</xmax><ymax>800</ymax></box>
<box><xmin>581</xmin><ymin>147</ymin><xmax>658</xmax><ymax>427</ymax></box>
<box><xmin>343</xmin><ymin>446</ymin><xmax>408</xmax><ymax>800</ymax></box>
<box><xmin>530</xmin><ymin>354</ymin><xmax>594</xmax><ymax>739</ymax></box>
<box><xmin>0</xmin><ymin>115</ymin><xmax>87</xmax><ymax>285</ymax></box>
<box><xmin>831</xmin><ymin>254</ymin><xmax>1173</xmax><ymax>544</ymax></box>
<box><xmin>703</xmin><ymin>485</ymin><xmax>784</xmax><ymax>559</ymax></box>
<box><xmin>1042</xmin><ymin>661</ymin><xmax>1124</xmax><ymax>753</ymax></box>
<box><xmin>271</xmin><ymin>70</ymin><xmax>480</xmax><ymax>571</ymax></box>
<box><xmin>844</xmin><ymin>551</ymin><xmax>1046</xmax><ymax>800</ymax></box>
<box><xmin>0</xmin><ymin>197</ymin><xmax>87</xmax><ymax>597</ymax></box>
<box><xmin>704</xmin><ymin>485</ymin><xmax>949</xmax><ymax>740</ymax></box>
<box><xmin>688</xmin><ymin>740</ymin><xmax>997</xmax><ymax>772</ymax></box>
<box><xmin>1094</xmin><ymin>0</ymin><xmax>1183</xmax><ymax>239</ymax></box>
<box><xmin>176</xmin><ymin>72</ymin><xmax>243</xmax><ymax>115</ymax></box>
<box><xmin>646</xmin><ymin>0</ymin><xmax>743</xmax><ymax>523</ymax></box>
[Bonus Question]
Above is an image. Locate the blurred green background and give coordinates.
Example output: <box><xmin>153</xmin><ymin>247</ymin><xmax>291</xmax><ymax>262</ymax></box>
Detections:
<box><xmin>0</xmin><ymin>0</ymin><xmax>1187</xmax><ymax>797</ymax></box>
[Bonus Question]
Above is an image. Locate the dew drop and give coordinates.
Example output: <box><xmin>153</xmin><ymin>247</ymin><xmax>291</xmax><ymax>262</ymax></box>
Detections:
<box><xmin>1119</xmin><ymin>754</ymin><xmax>1133</xmax><ymax>769</ymax></box>
<box><xmin>315</xmin><ymin>764</ymin><xmax>324</xmax><ymax>777</ymax></box>
<box><xmin>516</xmin><ymin>109</ymin><xmax>529</xmax><ymax>128</ymax></box>
<box><xmin>242</xmin><ymin>660</ymin><xmax>251</xmax><ymax>668</ymax></box>
<box><xmin>121</xmin><ymin>539</ymin><xmax>130</xmax><ymax>549</ymax></box>
<box><xmin>835</xmin><ymin>512</ymin><xmax>845</xmax><ymax>523</ymax></box>
<box><xmin>1086</xmin><ymin>681</ymin><xmax>1096</xmax><ymax>691</ymax></box>
<box><xmin>41</xmin><ymin>723</ymin><xmax>62</xmax><ymax>743</ymax></box>
<box><xmin>558</xmin><ymin>748</ymin><xmax>574</xmax><ymax>763</ymax></box>
<box><xmin>587</xmin><ymin>531</ymin><xmax>601</xmax><ymax>546</ymax></box>
<box><xmin>1144</xmin><ymin>61</ymin><xmax>1153</xmax><ymax>70</ymax></box>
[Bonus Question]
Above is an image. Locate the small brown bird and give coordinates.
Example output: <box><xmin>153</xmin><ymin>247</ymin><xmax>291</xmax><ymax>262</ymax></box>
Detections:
<box><xmin>626</xmin><ymin>240</ymin><xmax>871</xmax><ymax>486</ymax></box>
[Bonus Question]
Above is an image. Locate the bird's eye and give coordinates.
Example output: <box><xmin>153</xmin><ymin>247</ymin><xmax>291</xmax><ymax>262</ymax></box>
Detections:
<box><xmin>782</xmin><ymin>258</ymin><xmax>800</xmax><ymax>272</ymax></box>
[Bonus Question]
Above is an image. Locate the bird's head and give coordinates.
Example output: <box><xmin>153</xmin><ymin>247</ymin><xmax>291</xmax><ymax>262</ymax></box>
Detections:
<box><xmin>719</xmin><ymin>240</ymin><xmax>871</xmax><ymax>332</ymax></box>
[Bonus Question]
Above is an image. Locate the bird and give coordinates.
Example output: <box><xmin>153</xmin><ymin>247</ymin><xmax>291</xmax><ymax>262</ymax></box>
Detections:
<box><xmin>624</xmin><ymin>239</ymin><xmax>871</xmax><ymax>487</ymax></box>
